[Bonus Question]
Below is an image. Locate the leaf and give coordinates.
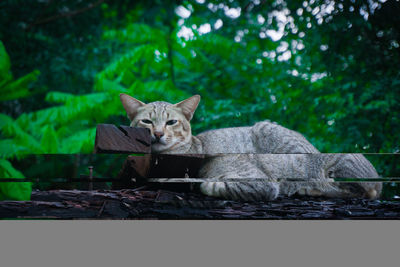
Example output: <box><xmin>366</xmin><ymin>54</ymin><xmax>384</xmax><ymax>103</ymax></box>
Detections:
<box><xmin>96</xmin><ymin>44</ymin><xmax>158</xmax><ymax>85</ymax></box>
<box><xmin>59</xmin><ymin>128</ymin><xmax>96</xmax><ymax>153</ymax></box>
<box><xmin>0</xmin><ymin>139</ymin><xmax>30</xmax><ymax>159</ymax></box>
<box><xmin>0</xmin><ymin>40</ymin><xmax>12</xmax><ymax>83</ymax></box>
<box><xmin>94</xmin><ymin>77</ymin><xmax>127</xmax><ymax>93</ymax></box>
<box><xmin>0</xmin><ymin>114</ymin><xmax>43</xmax><ymax>154</ymax></box>
<box><xmin>40</xmin><ymin>125</ymin><xmax>59</xmax><ymax>153</ymax></box>
<box><xmin>0</xmin><ymin>113</ymin><xmax>13</xmax><ymax>130</ymax></box>
<box><xmin>45</xmin><ymin>91</ymin><xmax>75</xmax><ymax>104</ymax></box>
<box><xmin>0</xmin><ymin>69</ymin><xmax>40</xmax><ymax>101</ymax></box>
<box><xmin>0</xmin><ymin>159</ymin><xmax>25</xmax><ymax>178</ymax></box>
<box><xmin>103</xmin><ymin>23</ymin><xmax>167</xmax><ymax>47</ymax></box>
<box><xmin>0</xmin><ymin>41</ymin><xmax>40</xmax><ymax>101</ymax></box>
<box><xmin>0</xmin><ymin>159</ymin><xmax>32</xmax><ymax>201</ymax></box>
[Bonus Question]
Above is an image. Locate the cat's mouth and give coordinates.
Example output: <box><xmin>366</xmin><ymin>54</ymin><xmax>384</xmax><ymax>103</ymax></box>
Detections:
<box><xmin>151</xmin><ymin>140</ymin><xmax>164</xmax><ymax>145</ymax></box>
<box><xmin>151</xmin><ymin>138</ymin><xmax>170</xmax><ymax>153</ymax></box>
<box><xmin>151</xmin><ymin>136</ymin><xmax>167</xmax><ymax>145</ymax></box>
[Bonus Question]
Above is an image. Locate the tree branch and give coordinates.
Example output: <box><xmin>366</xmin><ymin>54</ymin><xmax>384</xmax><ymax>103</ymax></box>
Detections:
<box><xmin>26</xmin><ymin>0</ymin><xmax>105</xmax><ymax>31</ymax></box>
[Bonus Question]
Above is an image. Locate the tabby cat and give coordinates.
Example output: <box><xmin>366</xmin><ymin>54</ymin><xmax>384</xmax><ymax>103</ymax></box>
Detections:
<box><xmin>120</xmin><ymin>93</ymin><xmax>382</xmax><ymax>201</ymax></box>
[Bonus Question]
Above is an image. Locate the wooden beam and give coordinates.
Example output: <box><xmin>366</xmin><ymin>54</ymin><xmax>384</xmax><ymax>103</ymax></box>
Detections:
<box><xmin>94</xmin><ymin>124</ymin><xmax>151</xmax><ymax>154</ymax></box>
<box><xmin>1</xmin><ymin>189</ymin><xmax>399</xmax><ymax>219</ymax></box>
<box><xmin>114</xmin><ymin>155</ymin><xmax>151</xmax><ymax>189</ymax></box>
<box><xmin>149</xmin><ymin>154</ymin><xmax>205</xmax><ymax>178</ymax></box>
<box><xmin>113</xmin><ymin>154</ymin><xmax>205</xmax><ymax>189</ymax></box>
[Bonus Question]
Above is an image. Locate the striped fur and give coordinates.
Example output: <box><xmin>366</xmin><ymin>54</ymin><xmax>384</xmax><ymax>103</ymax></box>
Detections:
<box><xmin>120</xmin><ymin>94</ymin><xmax>382</xmax><ymax>202</ymax></box>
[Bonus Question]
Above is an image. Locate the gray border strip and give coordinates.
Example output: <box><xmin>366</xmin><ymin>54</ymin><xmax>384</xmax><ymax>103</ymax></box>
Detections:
<box><xmin>0</xmin><ymin>221</ymin><xmax>399</xmax><ymax>267</ymax></box>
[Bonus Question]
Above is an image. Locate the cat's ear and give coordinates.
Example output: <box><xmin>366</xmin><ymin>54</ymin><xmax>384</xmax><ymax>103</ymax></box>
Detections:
<box><xmin>119</xmin><ymin>93</ymin><xmax>146</xmax><ymax>121</ymax></box>
<box><xmin>174</xmin><ymin>95</ymin><xmax>200</xmax><ymax>121</ymax></box>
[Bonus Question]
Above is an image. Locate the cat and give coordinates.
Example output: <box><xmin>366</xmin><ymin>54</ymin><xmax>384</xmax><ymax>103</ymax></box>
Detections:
<box><xmin>120</xmin><ymin>93</ymin><xmax>382</xmax><ymax>201</ymax></box>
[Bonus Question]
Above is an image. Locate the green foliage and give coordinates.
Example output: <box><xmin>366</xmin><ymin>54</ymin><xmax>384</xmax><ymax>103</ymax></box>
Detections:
<box><xmin>0</xmin><ymin>0</ymin><xmax>399</xmax><ymax>198</ymax></box>
<box><xmin>0</xmin><ymin>159</ymin><xmax>31</xmax><ymax>201</ymax></box>
<box><xmin>0</xmin><ymin>41</ymin><xmax>33</xmax><ymax>200</ymax></box>
<box><xmin>0</xmin><ymin>41</ymin><xmax>40</xmax><ymax>101</ymax></box>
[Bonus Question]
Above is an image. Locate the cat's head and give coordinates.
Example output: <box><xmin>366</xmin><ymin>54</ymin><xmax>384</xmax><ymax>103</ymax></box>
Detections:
<box><xmin>120</xmin><ymin>94</ymin><xmax>200</xmax><ymax>153</ymax></box>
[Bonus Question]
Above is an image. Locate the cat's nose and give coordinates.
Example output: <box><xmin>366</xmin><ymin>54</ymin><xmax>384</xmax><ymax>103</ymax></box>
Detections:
<box><xmin>154</xmin><ymin>131</ymin><xmax>164</xmax><ymax>139</ymax></box>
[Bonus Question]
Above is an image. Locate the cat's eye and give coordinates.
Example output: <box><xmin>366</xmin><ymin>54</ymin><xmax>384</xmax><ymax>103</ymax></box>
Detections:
<box><xmin>166</xmin><ymin>120</ymin><xmax>177</xmax><ymax>126</ymax></box>
<box><xmin>141</xmin><ymin>119</ymin><xmax>152</xmax><ymax>124</ymax></box>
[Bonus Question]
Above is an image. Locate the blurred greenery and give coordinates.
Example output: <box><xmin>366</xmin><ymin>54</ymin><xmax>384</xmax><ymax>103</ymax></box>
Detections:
<box><xmin>0</xmin><ymin>40</ymin><xmax>33</xmax><ymax>200</ymax></box>
<box><xmin>0</xmin><ymin>0</ymin><xmax>399</xmax><ymax>199</ymax></box>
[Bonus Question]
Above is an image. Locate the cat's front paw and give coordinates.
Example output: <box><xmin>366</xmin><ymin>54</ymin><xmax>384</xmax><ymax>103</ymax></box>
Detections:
<box><xmin>200</xmin><ymin>181</ymin><xmax>279</xmax><ymax>202</ymax></box>
<box><xmin>297</xmin><ymin>188</ymin><xmax>323</xmax><ymax>197</ymax></box>
<box><xmin>200</xmin><ymin>182</ymin><xmax>226</xmax><ymax>198</ymax></box>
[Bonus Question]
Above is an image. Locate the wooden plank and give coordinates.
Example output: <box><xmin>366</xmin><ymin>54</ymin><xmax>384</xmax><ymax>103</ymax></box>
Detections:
<box><xmin>1</xmin><ymin>189</ymin><xmax>400</xmax><ymax>219</ymax></box>
<box><xmin>147</xmin><ymin>178</ymin><xmax>205</xmax><ymax>183</ymax></box>
<box><xmin>113</xmin><ymin>155</ymin><xmax>151</xmax><ymax>189</ymax></box>
<box><xmin>94</xmin><ymin>124</ymin><xmax>151</xmax><ymax>154</ymax></box>
<box><xmin>149</xmin><ymin>154</ymin><xmax>205</xmax><ymax>179</ymax></box>
<box><xmin>113</xmin><ymin>154</ymin><xmax>205</xmax><ymax>188</ymax></box>
<box><xmin>117</xmin><ymin>154</ymin><xmax>205</xmax><ymax>180</ymax></box>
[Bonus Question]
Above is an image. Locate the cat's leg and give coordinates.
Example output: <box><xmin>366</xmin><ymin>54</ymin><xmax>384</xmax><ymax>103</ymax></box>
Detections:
<box><xmin>295</xmin><ymin>179</ymin><xmax>340</xmax><ymax>197</ymax></box>
<box><xmin>324</xmin><ymin>154</ymin><xmax>382</xmax><ymax>199</ymax></box>
<box><xmin>295</xmin><ymin>154</ymin><xmax>382</xmax><ymax>199</ymax></box>
<box><xmin>198</xmin><ymin>155</ymin><xmax>279</xmax><ymax>202</ymax></box>
<box><xmin>199</xmin><ymin>173</ymin><xmax>280</xmax><ymax>202</ymax></box>
<box><xmin>291</xmin><ymin>180</ymin><xmax>380</xmax><ymax>199</ymax></box>
<box><xmin>280</xmin><ymin>178</ymin><xmax>342</xmax><ymax>198</ymax></box>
